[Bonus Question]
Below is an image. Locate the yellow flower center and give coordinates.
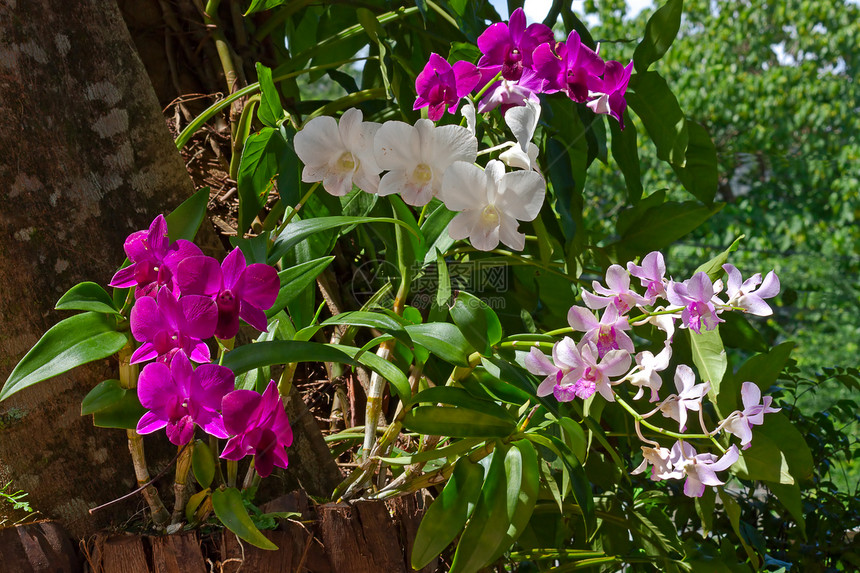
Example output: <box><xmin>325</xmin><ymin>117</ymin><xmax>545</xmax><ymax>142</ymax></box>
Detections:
<box><xmin>481</xmin><ymin>204</ymin><xmax>500</xmax><ymax>226</ymax></box>
<box><xmin>411</xmin><ymin>163</ymin><xmax>433</xmax><ymax>185</ymax></box>
<box><xmin>336</xmin><ymin>151</ymin><xmax>357</xmax><ymax>173</ymax></box>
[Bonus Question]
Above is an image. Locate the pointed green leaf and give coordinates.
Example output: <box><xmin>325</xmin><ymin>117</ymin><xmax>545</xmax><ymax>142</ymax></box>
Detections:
<box><xmin>256</xmin><ymin>63</ymin><xmax>285</xmax><ymax>128</ymax></box>
<box><xmin>412</xmin><ymin>457</ymin><xmax>486</xmax><ymax>569</ymax></box>
<box><xmin>450</xmin><ymin>292</ymin><xmax>502</xmax><ymax>357</ymax></box>
<box><xmin>488</xmin><ymin>439</ymin><xmax>540</xmax><ymax>562</ymax></box>
<box><xmin>212</xmin><ymin>487</ymin><xmax>278</xmax><ymax>550</ymax></box>
<box><xmin>412</xmin><ymin>387</ymin><xmax>513</xmax><ymax>421</ymax></box>
<box><xmin>238</xmin><ymin>128</ymin><xmax>287</xmax><ymax>233</ymax></box>
<box><xmin>1</xmin><ymin>313</ymin><xmax>128</xmax><ymax>401</ymax></box>
<box><xmin>732</xmin><ymin>432</ymin><xmax>794</xmax><ymax>485</ymax></box>
<box><xmin>166</xmin><ymin>186</ymin><xmax>211</xmax><ymax>242</ymax></box>
<box><xmin>81</xmin><ymin>379</ymin><xmax>125</xmax><ymax>415</ymax></box>
<box><xmin>689</xmin><ymin>326</ymin><xmax>727</xmax><ymax>414</ymax></box>
<box><xmin>405</xmin><ymin>323</ymin><xmax>474</xmax><ymax>366</ymax></box>
<box><xmin>55</xmin><ymin>282</ymin><xmax>119</xmax><ymax>315</ymax></box>
<box><xmin>192</xmin><ymin>439</ymin><xmax>215</xmax><ymax>489</ymax></box>
<box><xmin>185</xmin><ymin>488</ymin><xmax>210</xmax><ymax>523</ymax></box>
<box><xmin>403</xmin><ymin>406</ymin><xmax>516</xmax><ymax>438</ymax></box>
<box><xmin>91</xmin><ymin>389</ymin><xmax>146</xmax><ymax>429</ymax></box>
<box><xmin>609</xmin><ymin>111</ymin><xmax>643</xmax><ymax>204</ymax></box>
<box><xmin>694</xmin><ymin>236</ymin><xmax>744</xmax><ymax>281</ymax></box>
<box><xmin>450</xmin><ymin>444</ymin><xmax>511</xmax><ymax>573</ymax></box>
<box><xmin>321</xmin><ymin>310</ymin><xmax>411</xmax><ymax>345</ymax></box>
<box><xmin>633</xmin><ymin>0</ymin><xmax>683</xmax><ymax>73</ymax></box>
<box><xmin>267</xmin><ymin>257</ymin><xmax>335</xmax><ymax>318</ymax></box>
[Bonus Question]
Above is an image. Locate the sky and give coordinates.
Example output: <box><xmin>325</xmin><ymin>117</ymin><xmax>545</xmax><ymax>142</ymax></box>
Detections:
<box><xmin>489</xmin><ymin>0</ymin><xmax>654</xmax><ymax>23</ymax></box>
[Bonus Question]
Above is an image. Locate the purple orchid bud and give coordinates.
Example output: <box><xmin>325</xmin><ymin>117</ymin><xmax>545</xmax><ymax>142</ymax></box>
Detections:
<box><xmin>581</xmin><ymin>264</ymin><xmax>650</xmax><ymax>314</ymax></box>
<box><xmin>668</xmin><ymin>442</ymin><xmax>739</xmax><ymax>498</ymax></box>
<box><xmin>567</xmin><ymin>304</ymin><xmax>635</xmax><ymax>358</ymax></box>
<box><xmin>721</xmin><ymin>264</ymin><xmax>780</xmax><ymax>316</ymax></box>
<box><xmin>658</xmin><ymin>365</ymin><xmax>710</xmax><ymax>432</ymax></box>
<box><xmin>129</xmin><ymin>287</ymin><xmax>217</xmax><ymax>364</ymax></box>
<box><xmin>177</xmin><ymin>248</ymin><xmax>279</xmax><ymax>340</ymax></box>
<box><xmin>586</xmin><ymin>60</ymin><xmax>633</xmax><ymax>128</ymax></box>
<box><xmin>721</xmin><ymin>382</ymin><xmax>780</xmax><ymax>448</ymax></box>
<box><xmin>666</xmin><ymin>272</ymin><xmax>725</xmax><ymax>334</ymax></box>
<box><xmin>532</xmin><ymin>30</ymin><xmax>605</xmax><ymax>103</ymax></box>
<box><xmin>476</xmin><ymin>8</ymin><xmax>554</xmax><ymax>82</ymax></box>
<box><xmin>109</xmin><ymin>214</ymin><xmax>203</xmax><ymax>298</ymax></box>
<box><xmin>414</xmin><ymin>54</ymin><xmax>481</xmax><ymax>121</ymax></box>
<box><xmin>627</xmin><ymin>251</ymin><xmax>668</xmax><ymax>303</ymax></box>
<box><xmin>220</xmin><ymin>380</ymin><xmax>293</xmax><ymax>478</ymax></box>
<box><xmin>136</xmin><ymin>351</ymin><xmax>233</xmax><ymax>445</ymax></box>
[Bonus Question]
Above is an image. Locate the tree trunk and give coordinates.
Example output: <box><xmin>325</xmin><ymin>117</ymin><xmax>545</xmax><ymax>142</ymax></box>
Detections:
<box><xmin>0</xmin><ymin>0</ymin><xmax>196</xmax><ymax>536</ymax></box>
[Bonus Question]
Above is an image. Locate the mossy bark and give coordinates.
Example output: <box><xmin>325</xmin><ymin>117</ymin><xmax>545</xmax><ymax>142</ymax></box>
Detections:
<box><xmin>0</xmin><ymin>0</ymin><xmax>195</xmax><ymax>536</ymax></box>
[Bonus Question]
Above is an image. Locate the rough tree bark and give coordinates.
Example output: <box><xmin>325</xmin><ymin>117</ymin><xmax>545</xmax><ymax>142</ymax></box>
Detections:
<box><xmin>0</xmin><ymin>0</ymin><xmax>196</xmax><ymax>536</ymax></box>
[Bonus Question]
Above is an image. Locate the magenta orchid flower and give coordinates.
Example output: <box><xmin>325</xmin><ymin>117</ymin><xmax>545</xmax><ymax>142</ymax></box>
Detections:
<box><xmin>136</xmin><ymin>351</ymin><xmax>233</xmax><ymax>445</ymax></box>
<box><xmin>721</xmin><ymin>382</ymin><xmax>780</xmax><ymax>448</ymax></box>
<box><xmin>533</xmin><ymin>30</ymin><xmax>605</xmax><ymax>103</ymax></box>
<box><xmin>667</xmin><ymin>442</ymin><xmax>740</xmax><ymax>498</ymax></box>
<box><xmin>477</xmin><ymin>7</ymin><xmax>553</xmax><ymax>82</ymax></box>
<box><xmin>627</xmin><ymin>251</ymin><xmax>668</xmax><ymax>303</ymax></box>
<box><xmin>551</xmin><ymin>341</ymin><xmax>631</xmax><ymax>402</ymax></box>
<box><xmin>129</xmin><ymin>286</ymin><xmax>217</xmax><ymax>364</ymax></box>
<box><xmin>567</xmin><ymin>304</ymin><xmax>634</xmax><ymax>358</ymax></box>
<box><xmin>658</xmin><ymin>365</ymin><xmax>710</xmax><ymax>432</ymax></box>
<box><xmin>109</xmin><ymin>214</ymin><xmax>202</xmax><ymax>298</ymax></box>
<box><xmin>221</xmin><ymin>380</ymin><xmax>293</xmax><ymax>478</ymax></box>
<box><xmin>666</xmin><ymin>272</ymin><xmax>724</xmax><ymax>334</ymax></box>
<box><xmin>721</xmin><ymin>264</ymin><xmax>780</xmax><ymax>316</ymax></box>
<box><xmin>176</xmin><ymin>248</ymin><xmax>279</xmax><ymax>340</ymax></box>
<box><xmin>476</xmin><ymin>68</ymin><xmax>543</xmax><ymax>114</ymax></box>
<box><xmin>414</xmin><ymin>53</ymin><xmax>481</xmax><ymax>121</ymax></box>
<box><xmin>586</xmin><ymin>60</ymin><xmax>633</xmax><ymax>128</ymax></box>
<box><xmin>527</xmin><ymin>337</ymin><xmax>585</xmax><ymax>399</ymax></box>
<box><xmin>582</xmin><ymin>264</ymin><xmax>650</xmax><ymax>313</ymax></box>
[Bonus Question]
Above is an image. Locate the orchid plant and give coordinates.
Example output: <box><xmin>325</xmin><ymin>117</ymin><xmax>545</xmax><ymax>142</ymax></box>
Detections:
<box><xmin>0</xmin><ymin>2</ymin><xmax>812</xmax><ymax>571</ymax></box>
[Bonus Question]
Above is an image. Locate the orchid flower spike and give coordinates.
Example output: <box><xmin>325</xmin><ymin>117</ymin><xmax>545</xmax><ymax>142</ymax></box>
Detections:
<box><xmin>440</xmin><ymin>159</ymin><xmax>545</xmax><ymax>251</ymax></box>
<box><xmin>294</xmin><ymin>108</ymin><xmax>382</xmax><ymax>196</ymax></box>
<box><xmin>373</xmin><ymin>119</ymin><xmax>477</xmax><ymax>206</ymax></box>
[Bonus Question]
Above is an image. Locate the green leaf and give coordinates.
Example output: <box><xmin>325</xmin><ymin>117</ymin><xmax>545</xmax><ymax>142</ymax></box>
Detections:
<box><xmin>377</xmin><ymin>437</ymin><xmax>483</xmax><ymax>466</ymax></box>
<box><xmin>732</xmin><ymin>432</ymin><xmax>794</xmax><ymax>485</ymax></box>
<box><xmin>633</xmin><ymin>0</ymin><xmax>683</xmax><ymax>73</ymax></box>
<box><xmin>81</xmin><ymin>379</ymin><xmax>125</xmax><ymax>415</ymax></box>
<box><xmin>55</xmin><ymin>282</ymin><xmax>119</xmax><ymax>315</ymax></box>
<box><xmin>735</xmin><ymin>341</ymin><xmax>794</xmax><ymax>392</ymax></box>
<box><xmin>91</xmin><ymin>389</ymin><xmax>146</xmax><ymax>429</ymax></box>
<box><xmin>756</xmin><ymin>413</ymin><xmax>813</xmax><ymax>484</ymax></box>
<box><xmin>558</xmin><ymin>417</ymin><xmax>587</xmax><ymax>463</ymax></box>
<box><xmin>321</xmin><ymin>310</ymin><xmax>411</xmax><ymax>346</ymax></box>
<box><xmin>694</xmin><ymin>236</ymin><xmax>744</xmax><ymax>281</ymax></box>
<box><xmin>405</xmin><ymin>323</ymin><xmax>474</xmax><ymax>366</ymax></box>
<box><xmin>267</xmin><ymin>257</ymin><xmax>335</xmax><ymax>318</ymax></box>
<box><xmin>628</xmin><ymin>72</ymin><xmax>687</xmax><ymax>165</ymax></box>
<box><xmin>166</xmin><ymin>186</ymin><xmax>211</xmax><ymax>242</ymax></box>
<box><xmin>450</xmin><ymin>292</ymin><xmax>502</xmax><ymax>357</ymax></box>
<box><xmin>613</xmin><ymin>200</ymin><xmax>723</xmax><ymax>258</ymax></box>
<box><xmin>244</xmin><ymin>0</ymin><xmax>288</xmax><ymax>15</ymax></box>
<box><xmin>609</xmin><ymin>111</ymin><xmax>643</xmax><ymax>204</ymax></box>
<box><xmin>412</xmin><ymin>457</ymin><xmax>486</xmax><ymax>569</ymax></box>
<box><xmin>220</xmin><ymin>341</ymin><xmax>410</xmax><ymax>404</ymax></box>
<box><xmin>212</xmin><ymin>487</ymin><xmax>278</xmax><ymax>550</ymax></box>
<box><xmin>268</xmin><ymin>216</ymin><xmax>413</xmax><ymax>264</ymax></box>
<box><xmin>488</xmin><ymin>439</ymin><xmax>540</xmax><ymax>562</ymax></box>
<box><xmin>185</xmin><ymin>488</ymin><xmax>210</xmax><ymax>523</ymax></box>
<box><xmin>256</xmin><ymin>63</ymin><xmax>285</xmax><ymax>128</ymax></box>
<box><xmin>671</xmin><ymin>120</ymin><xmax>718</xmax><ymax>204</ymax></box>
<box><xmin>1</xmin><ymin>313</ymin><xmax>128</xmax><ymax>401</ymax></box>
<box><xmin>718</xmin><ymin>489</ymin><xmax>759</xmax><ymax>565</ymax></box>
<box><xmin>412</xmin><ymin>386</ymin><xmax>513</xmax><ymax>421</ymax></box>
<box><xmin>435</xmin><ymin>250</ymin><xmax>452</xmax><ymax>308</ymax></box>
<box><xmin>450</xmin><ymin>444</ymin><xmax>511</xmax><ymax>573</ymax></box>
<box><xmin>403</xmin><ymin>406</ymin><xmax>516</xmax><ymax>438</ymax></box>
<box><xmin>192</xmin><ymin>439</ymin><xmax>215</xmax><ymax>489</ymax></box>
<box><xmin>238</xmin><ymin>127</ymin><xmax>287</xmax><ymax>233</ymax></box>
<box><xmin>688</xmin><ymin>326</ymin><xmax>727</xmax><ymax>413</ymax></box>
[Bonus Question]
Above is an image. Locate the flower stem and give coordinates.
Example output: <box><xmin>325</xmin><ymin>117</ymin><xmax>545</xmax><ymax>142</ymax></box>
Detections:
<box><xmin>614</xmin><ymin>395</ymin><xmax>712</xmax><ymax>441</ymax></box>
<box><xmin>170</xmin><ymin>442</ymin><xmax>194</xmax><ymax>525</ymax></box>
<box><xmin>118</xmin><ymin>341</ymin><xmax>169</xmax><ymax>526</ymax></box>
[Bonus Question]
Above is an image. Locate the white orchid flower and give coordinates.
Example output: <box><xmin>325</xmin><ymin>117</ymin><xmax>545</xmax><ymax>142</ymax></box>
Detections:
<box><xmin>499</xmin><ymin>100</ymin><xmax>541</xmax><ymax>171</ymax></box>
<box><xmin>294</xmin><ymin>107</ymin><xmax>381</xmax><ymax>196</ymax></box>
<box><xmin>440</xmin><ymin>159</ymin><xmax>545</xmax><ymax>251</ymax></box>
<box><xmin>460</xmin><ymin>99</ymin><xmax>477</xmax><ymax>135</ymax></box>
<box><xmin>374</xmin><ymin>119</ymin><xmax>477</xmax><ymax>206</ymax></box>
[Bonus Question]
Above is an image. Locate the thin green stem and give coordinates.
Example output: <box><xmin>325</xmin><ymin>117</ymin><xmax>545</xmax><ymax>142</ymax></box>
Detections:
<box><xmin>614</xmin><ymin>395</ymin><xmax>712</xmax><ymax>441</ymax></box>
<box><xmin>276</xmin><ymin>182</ymin><xmax>319</xmax><ymax>235</ymax></box>
<box><xmin>472</xmin><ymin>70</ymin><xmax>504</xmax><ymax>101</ymax></box>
